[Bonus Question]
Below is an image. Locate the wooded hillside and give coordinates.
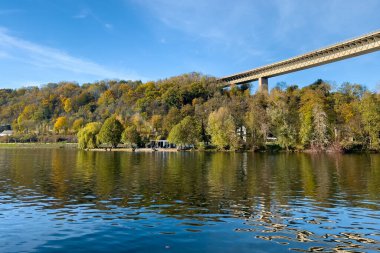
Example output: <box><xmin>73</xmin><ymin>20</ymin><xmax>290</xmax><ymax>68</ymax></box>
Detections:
<box><xmin>0</xmin><ymin>73</ymin><xmax>379</xmax><ymax>151</ymax></box>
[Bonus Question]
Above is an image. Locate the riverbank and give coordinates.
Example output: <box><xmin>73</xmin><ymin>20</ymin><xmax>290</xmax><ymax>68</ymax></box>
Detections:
<box><xmin>0</xmin><ymin>143</ymin><xmax>179</xmax><ymax>152</ymax></box>
<box><xmin>0</xmin><ymin>143</ymin><xmax>77</xmax><ymax>149</ymax></box>
<box><xmin>91</xmin><ymin>147</ymin><xmax>179</xmax><ymax>152</ymax></box>
<box><xmin>0</xmin><ymin>142</ymin><xmax>378</xmax><ymax>153</ymax></box>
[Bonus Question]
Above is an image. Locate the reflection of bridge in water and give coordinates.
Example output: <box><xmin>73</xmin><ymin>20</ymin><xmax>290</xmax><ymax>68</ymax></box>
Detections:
<box><xmin>218</xmin><ymin>30</ymin><xmax>380</xmax><ymax>92</ymax></box>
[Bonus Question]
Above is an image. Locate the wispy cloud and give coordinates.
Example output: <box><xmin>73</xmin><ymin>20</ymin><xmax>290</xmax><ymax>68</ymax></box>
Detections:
<box><xmin>0</xmin><ymin>27</ymin><xmax>141</xmax><ymax>81</ymax></box>
<box><xmin>134</xmin><ymin>0</ymin><xmax>266</xmax><ymax>57</ymax></box>
<box><xmin>73</xmin><ymin>8</ymin><xmax>114</xmax><ymax>30</ymax></box>
<box><xmin>134</xmin><ymin>0</ymin><xmax>380</xmax><ymax>61</ymax></box>
<box><xmin>270</xmin><ymin>0</ymin><xmax>380</xmax><ymax>49</ymax></box>
<box><xmin>0</xmin><ymin>9</ymin><xmax>24</xmax><ymax>15</ymax></box>
<box><xmin>73</xmin><ymin>8</ymin><xmax>91</xmax><ymax>19</ymax></box>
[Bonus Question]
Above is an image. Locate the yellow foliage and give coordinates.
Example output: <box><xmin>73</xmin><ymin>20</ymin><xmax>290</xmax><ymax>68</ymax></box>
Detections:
<box><xmin>97</xmin><ymin>90</ymin><xmax>115</xmax><ymax>106</ymax></box>
<box><xmin>63</xmin><ymin>98</ymin><xmax>72</xmax><ymax>113</ymax></box>
<box><xmin>150</xmin><ymin>115</ymin><xmax>162</xmax><ymax>130</ymax></box>
<box><xmin>72</xmin><ymin>118</ymin><xmax>84</xmax><ymax>132</ymax></box>
<box><xmin>54</xmin><ymin>116</ymin><xmax>68</xmax><ymax>133</ymax></box>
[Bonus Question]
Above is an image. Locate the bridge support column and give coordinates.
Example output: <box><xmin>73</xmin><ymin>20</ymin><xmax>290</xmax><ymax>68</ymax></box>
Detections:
<box><xmin>258</xmin><ymin>77</ymin><xmax>268</xmax><ymax>93</ymax></box>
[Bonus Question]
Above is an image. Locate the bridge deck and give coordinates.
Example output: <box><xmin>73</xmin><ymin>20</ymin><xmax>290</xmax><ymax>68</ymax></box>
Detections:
<box><xmin>219</xmin><ymin>30</ymin><xmax>380</xmax><ymax>85</ymax></box>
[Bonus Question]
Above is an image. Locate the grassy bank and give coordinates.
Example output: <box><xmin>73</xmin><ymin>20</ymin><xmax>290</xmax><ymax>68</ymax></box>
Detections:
<box><xmin>0</xmin><ymin>142</ymin><xmax>378</xmax><ymax>153</ymax></box>
<box><xmin>0</xmin><ymin>143</ymin><xmax>77</xmax><ymax>149</ymax></box>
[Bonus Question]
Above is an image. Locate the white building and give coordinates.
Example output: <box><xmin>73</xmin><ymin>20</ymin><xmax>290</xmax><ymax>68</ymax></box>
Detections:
<box><xmin>149</xmin><ymin>140</ymin><xmax>176</xmax><ymax>148</ymax></box>
<box><xmin>0</xmin><ymin>130</ymin><xmax>13</xmax><ymax>137</ymax></box>
<box><xmin>237</xmin><ymin>126</ymin><xmax>247</xmax><ymax>142</ymax></box>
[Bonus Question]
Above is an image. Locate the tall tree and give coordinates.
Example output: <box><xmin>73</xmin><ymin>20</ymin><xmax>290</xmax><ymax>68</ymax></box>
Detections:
<box><xmin>311</xmin><ymin>104</ymin><xmax>329</xmax><ymax>149</ymax></box>
<box><xmin>97</xmin><ymin>116</ymin><xmax>124</xmax><ymax>148</ymax></box>
<box><xmin>245</xmin><ymin>93</ymin><xmax>270</xmax><ymax>149</ymax></box>
<box><xmin>77</xmin><ymin>122</ymin><xmax>102</xmax><ymax>149</ymax></box>
<box><xmin>121</xmin><ymin>125</ymin><xmax>142</xmax><ymax>148</ymax></box>
<box><xmin>360</xmin><ymin>92</ymin><xmax>380</xmax><ymax>149</ymax></box>
<box><xmin>168</xmin><ymin>116</ymin><xmax>200</xmax><ymax>147</ymax></box>
<box><xmin>268</xmin><ymin>88</ymin><xmax>297</xmax><ymax>150</ymax></box>
<box><xmin>207</xmin><ymin>107</ymin><xmax>239</xmax><ymax>150</ymax></box>
<box><xmin>54</xmin><ymin>116</ymin><xmax>68</xmax><ymax>134</ymax></box>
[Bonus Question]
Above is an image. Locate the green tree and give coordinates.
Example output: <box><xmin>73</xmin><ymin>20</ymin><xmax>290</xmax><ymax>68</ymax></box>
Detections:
<box><xmin>245</xmin><ymin>94</ymin><xmax>270</xmax><ymax>149</ymax></box>
<box><xmin>332</xmin><ymin>83</ymin><xmax>365</xmax><ymax>144</ymax></box>
<box><xmin>299</xmin><ymin>88</ymin><xmax>325</xmax><ymax>148</ymax></box>
<box><xmin>72</xmin><ymin>118</ymin><xmax>84</xmax><ymax>133</ymax></box>
<box><xmin>121</xmin><ymin>125</ymin><xmax>142</xmax><ymax>148</ymax></box>
<box><xmin>360</xmin><ymin>92</ymin><xmax>380</xmax><ymax>149</ymax></box>
<box><xmin>268</xmin><ymin>88</ymin><xmax>297</xmax><ymax>150</ymax></box>
<box><xmin>311</xmin><ymin>104</ymin><xmax>329</xmax><ymax>149</ymax></box>
<box><xmin>1</xmin><ymin>73</ymin><xmax>377</xmax><ymax>153</ymax></box>
<box><xmin>207</xmin><ymin>107</ymin><xmax>239</xmax><ymax>150</ymax></box>
<box><xmin>298</xmin><ymin>86</ymin><xmax>331</xmax><ymax>150</ymax></box>
<box><xmin>168</xmin><ymin>116</ymin><xmax>200</xmax><ymax>147</ymax></box>
<box><xmin>97</xmin><ymin>116</ymin><xmax>124</xmax><ymax>148</ymax></box>
<box><xmin>163</xmin><ymin>107</ymin><xmax>182</xmax><ymax>134</ymax></box>
<box><xmin>77</xmin><ymin>122</ymin><xmax>102</xmax><ymax>149</ymax></box>
<box><xmin>162</xmin><ymin>86</ymin><xmax>182</xmax><ymax>108</ymax></box>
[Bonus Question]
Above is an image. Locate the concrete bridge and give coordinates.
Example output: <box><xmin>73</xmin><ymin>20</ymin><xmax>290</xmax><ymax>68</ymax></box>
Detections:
<box><xmin>218</xmin><ymin>30</ymin><xmax>380</xmax><ymax>92</ymax></box>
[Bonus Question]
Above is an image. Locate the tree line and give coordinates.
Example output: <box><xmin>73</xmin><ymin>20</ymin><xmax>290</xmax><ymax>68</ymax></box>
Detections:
<box><xmin>0</xmin><ymin>73</ymin><xmax>379</xmax><ymax>151</ymax></box>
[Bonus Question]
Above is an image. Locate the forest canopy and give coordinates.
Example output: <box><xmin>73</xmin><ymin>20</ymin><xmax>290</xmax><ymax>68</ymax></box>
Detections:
<box><xmin>0</xmin><ymin>73</ymin><xmax>379</xmax><ymax>152</ymax></box>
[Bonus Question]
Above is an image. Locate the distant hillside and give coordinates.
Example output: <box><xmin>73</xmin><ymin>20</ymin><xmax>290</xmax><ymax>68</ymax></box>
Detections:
<box><xmin>0</xmin><ymin>73</ymin><xmax>379</xmax><ymax>151</ymax></box>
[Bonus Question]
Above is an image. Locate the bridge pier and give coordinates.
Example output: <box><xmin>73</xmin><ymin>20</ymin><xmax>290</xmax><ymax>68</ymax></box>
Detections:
<box><xmin>258</xmin><ymin>77</ymin><xmax>268</xmax><ymax>93</ymax></box>
<box><xmin>218</xmin><ymin>30</ymin><xmax>380</xmax><ymax>93</ymax></box>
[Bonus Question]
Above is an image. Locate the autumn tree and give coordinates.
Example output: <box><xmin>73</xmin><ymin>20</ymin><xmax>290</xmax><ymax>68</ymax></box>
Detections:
<box><xmin>268</xmin><ymin>88</ymin><xmax>297</xmax><ymax>150</ymax></box>
<box><xmin>150</xmin><ymin>114</ymin><xmax>163</xmax><ymax>138</ymax></box>
<box><xmin>162</xmin><ymin>107</ymin><xmax>182</xmax><ymax>135</ymax></box>
<box><xmin>298</xmin><ymin>81</ymin><xmax>334</xmax><ymax>150</ymax></box>
<box><xmin>311</xmin><ymin>104</ymin><xmax>329</xmax><ymax>149</ymax></box>
<box><xmin>77</xmin><ymin>122</ymin><xmax>102</xmax><ymax>149</ymax></box>
<box><xmin>168</xmin><ymin>116</ymin><xmax>200</xmax><ymax>147</ymax></box>
<box><xmin>0</xmin><ymin>74</ymin><xmax>377</xmax><ymax>152</ymax></box>
<box><xmin>360</xmin><ymin>92</ymin><xmax>380</xmax><ymax>149</ymax></box>
<box><xmin>245</xmin><ymin>93</ymin><xmax>270</xmax><ymax>149</ymax></box>
<box><xmin>97</xmin><ymin>116</ymin><xmax>124</xmax><ymax>148</ymax></box>
<box><xmin>72</xmin><ymin>118</ymin><xmax>84</xmax><ymax>133</ymax></box>
<box><xmin>16</xmin><ymin>104</ymin><xmax>43</xmax><ymax>133</ymax></box>
<box><xmin>54</xmin><ymin>116</ymin><xmax>68</xmax><ymax>134</ymax></box>
<box><xmin>207</xmin><ymin>107</ymin><xmax>239</xmax><ymax>150</ymax></box>
<box><xmin>61</xmin><ymin>97</ymin><xmax>73</xmax><ymax>113</ymax></box>
<box><xmin>121</xmin><ymin>125</ymin><xmax>142</xmax><ymax>148</ymax></box>
<box><xmin>332</xmin><ymin>83</ymin><xmax>364</xmax><ymax>143</ymax></box>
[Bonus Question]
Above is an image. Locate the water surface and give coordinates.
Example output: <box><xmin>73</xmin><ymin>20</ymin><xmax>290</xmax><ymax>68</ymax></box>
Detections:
<box><xmin>0</xmin><ymin>149</ymin><xmax>379</xmax><ymax>252</ymax></box>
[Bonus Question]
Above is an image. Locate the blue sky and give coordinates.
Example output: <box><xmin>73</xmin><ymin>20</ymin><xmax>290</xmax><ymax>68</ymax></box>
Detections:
<box><xmin>0</xmin><ymin>0</ymin><xmax>380</xmax><ymax>91</ymax></box>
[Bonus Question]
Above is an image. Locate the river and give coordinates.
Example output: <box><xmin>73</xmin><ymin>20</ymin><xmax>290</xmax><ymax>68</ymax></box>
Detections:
<box><xmin>0</xmin><ymin>149</ymin><xmax>379</xmax><ymax>252</ymax></box>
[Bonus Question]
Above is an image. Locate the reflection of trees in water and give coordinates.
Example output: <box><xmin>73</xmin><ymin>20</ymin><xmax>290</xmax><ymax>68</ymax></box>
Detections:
<box><xmin>368</xmin><ymin>154</ymin><xmax>380</xmax><ymax>200</ymax></box>
<box><xmin>7</xmin><ymin>149</ymin><xmax>52</xmax><ymax>190</ymax></box>
<box><xmin>163</xmin><ymin>152</ymin><xmax>209</xmax><ymax>201</ymax></box>
<box><xmin>299</xmin><ymin>154</ymin><xmax>317</xmax><ymax>197</ymax></box>
<box><xmin>94</xmin><ymin>151</ymin><xmax>122</xmax><ymax>196</ymax></box>
<box><xmin>2</xmin><ymin>149</ymin><xmax>380</xmax><ymax>252</ymax></box>
<box><xmin>298</xmin><ymin>154</ymin><xmax>338</xmax><ymax>203</ymax></box>
<box><xmin>2</xmin><ymin>150</ymin><xmax>380</xmax><ymax>211</ymax></box>
<box><xmin>50</xmin><ymin>149</ymin><xmax>69</xmax><ymax>199</ymax></box>
<box><xmin>75</xmin><ymin>150</ymin><xmax>96</xmax><ymax>184</ymax></box>
<box><xmin>1</xmin><ymin>149</ymin><xmax>380</xmax><ymax>210</ymax></box>
<box><xmin>8</xmin><ymin>149</ymin><xmax>39</xmax><ymax>188</ymax></box>
<box><xmin>49</xmin><ymin>151</ymin><xmax>380</xmax><ymax>210</ymax></box>
<box><xmin>333</xmin><ymin>154</ymin><xmax>380</xmax><ymax>205</ymax></box>
<box><xmin>207</xmin><ymin>153</ymin><xmax>240</xmax><ymax>198</ymax></box>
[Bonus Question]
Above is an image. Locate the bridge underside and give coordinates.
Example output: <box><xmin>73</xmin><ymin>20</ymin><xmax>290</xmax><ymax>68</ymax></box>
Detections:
<box><xmin>219</xmin><ymin>30</ymin><xmax>380</xmax><ymax>92</ymax></box>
